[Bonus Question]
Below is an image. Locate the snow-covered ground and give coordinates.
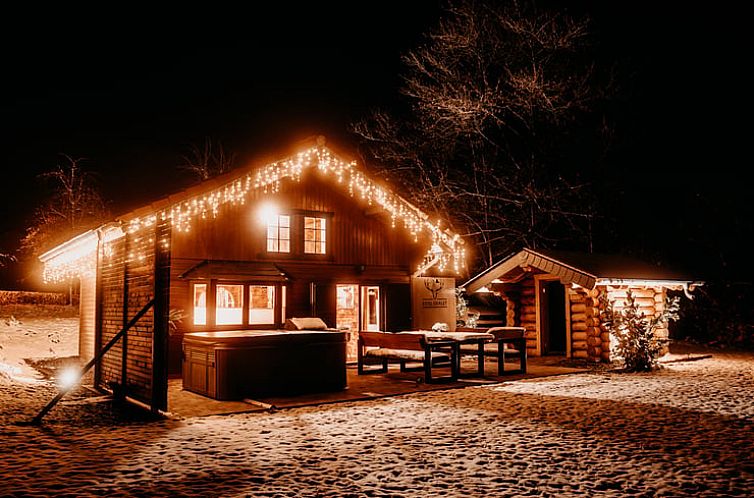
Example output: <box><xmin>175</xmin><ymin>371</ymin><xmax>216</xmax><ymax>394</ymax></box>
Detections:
<box><xmin>0</xmin><ymin>308</ymin><xmax>78</xmax><ymax>383</ymax></box>
<box><xmin>1</xmin><ymin>314</ymin><xmax>753</xmax><ymax>496</ymax></box>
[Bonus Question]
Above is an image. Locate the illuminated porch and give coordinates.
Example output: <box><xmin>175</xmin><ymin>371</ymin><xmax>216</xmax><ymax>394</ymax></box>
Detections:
<box><xmin>167</xmin><ymin>356</ymin><xmax>586</xmax><ymax>417</ymax></box>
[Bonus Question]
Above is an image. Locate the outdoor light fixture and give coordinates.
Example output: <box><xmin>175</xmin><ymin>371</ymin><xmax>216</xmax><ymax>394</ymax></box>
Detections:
<box><xmin>58</xmin><ymin>368</ymin><xmax>80</xmax><ymax>388</ymax></box>
<box><xmin>257</xmin><ymin>202</ymin><xmax>279</xmax><ymax>226</ymax></box>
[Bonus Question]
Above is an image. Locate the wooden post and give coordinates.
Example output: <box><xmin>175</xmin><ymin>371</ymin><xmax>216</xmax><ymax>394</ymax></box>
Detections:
<box><xmin>30</xmin><ymin>298</ymin><xmax>155</xmax><ymax>425</ymax></box>
<box><xmin>93</xmin><ymin>231</ymin><xmax>104</xmax><ymax>388</ymax></box>
<box><xmin>119</xmin><ymin>232</ymin><xmax>130</xmax><ymax>399</ymax></box>
<box><xmin>151</xmin><ymin>221</ymin><xmax>171</xmax><ymax>413</ymax></box>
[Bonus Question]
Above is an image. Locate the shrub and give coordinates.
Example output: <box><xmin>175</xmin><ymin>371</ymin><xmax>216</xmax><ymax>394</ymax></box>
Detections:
<box><xmin>600</xmin><ymin>290</ymin><xmax>680</xmax><ymax>372</ymax></box>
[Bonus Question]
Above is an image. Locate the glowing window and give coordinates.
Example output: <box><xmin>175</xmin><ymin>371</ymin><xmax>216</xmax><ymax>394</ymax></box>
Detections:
<box><xmin>304</xmin><ymin>216</ymin><xmax>326</xmax><ymax>254</ymax></box>
<box><xmin>267</xmin><ymin>215</ymin><xmax>290</xmax><ymax>253</ymax></box>
<box><xmin>193</xmin><ymin>284</ymin><xmax>207</xmax><ymax>325</ymax></box>
<box><xmin>216</xmin><ymin>284</ymin><xmax>243</xmax><ymax>325</ymax></box>
<box><xmin>249</xmin><ymin>285</ymin><xmax>275</xmax><ymax>324</ymax></box>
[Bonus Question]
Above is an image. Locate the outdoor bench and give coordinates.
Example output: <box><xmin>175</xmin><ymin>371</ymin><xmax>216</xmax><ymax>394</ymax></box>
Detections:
<box><xmin>357</xmin><ymin>331</ymin><xmax>458</xmax><ymax>383</ymax></box>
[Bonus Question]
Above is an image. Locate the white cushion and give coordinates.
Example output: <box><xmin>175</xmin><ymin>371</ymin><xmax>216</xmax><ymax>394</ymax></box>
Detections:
<box><xmin>365</xmin><ymin>348</ymin><xmax>449</xmax><ymax>362</ymax></box>
<box><xmin>287</xmin><ymin>317</ymin><xmax>328</xmax><ymax>330</ymax></box>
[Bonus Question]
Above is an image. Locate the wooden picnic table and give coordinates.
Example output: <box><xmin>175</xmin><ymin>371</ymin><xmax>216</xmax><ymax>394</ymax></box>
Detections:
<box><xmin>399</xmin><ymin>331</ymin><xmax>494</xmax><ymax>377</ymax></box>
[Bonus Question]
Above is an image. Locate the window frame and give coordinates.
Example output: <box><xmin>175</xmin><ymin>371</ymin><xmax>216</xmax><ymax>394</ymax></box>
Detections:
<box><xmin>260</xmin><ymin>210</ymin><xmax>332</xmax><ymax>259</ymax></box>
<box><xmin>266</xmin><ymin>214</ymin><xmax>291</xmax><ymax>254</ymax></box>
<box><xmin>189</xmin><ymin>279</ymin><xmax>285</xmax><ymax>331</ymax></box>
<box><xmin>303</xmin><ymin>215</ymin><xmax>327</xmax><ymax>255</ymax></box>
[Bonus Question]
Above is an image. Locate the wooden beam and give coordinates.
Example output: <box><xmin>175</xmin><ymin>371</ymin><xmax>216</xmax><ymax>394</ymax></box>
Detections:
<box><xmin>151</xmin><ymin>221</ymin><xmax>171</xmax><ymax>413</ymax></box>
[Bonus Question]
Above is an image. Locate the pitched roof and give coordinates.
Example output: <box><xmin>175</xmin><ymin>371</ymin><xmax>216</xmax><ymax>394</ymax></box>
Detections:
<box><xmin>39</xmin><ymin>136</ymin><xmax>464</xmax><ymax>282</ymax></box>
<box><xmin>463</xmin><ymin>248</ymin><xmax>696</xmax><ymax>292</ymax></box>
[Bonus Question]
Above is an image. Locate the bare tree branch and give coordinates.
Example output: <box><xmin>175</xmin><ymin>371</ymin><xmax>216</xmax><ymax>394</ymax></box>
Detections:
<box><xmin>180</xmin><ymin>137</ymin><xmax>236</xmax><ymax>181</ymax></box>
<box><xmin>353</xmin><ymin>0</ymin><xmax>610</xmax><ymax>271</ymax></box>
<box><xmin>21</xmin><ymin>155</ymin><xmax>109</xmax><ymax>257</ymax></box>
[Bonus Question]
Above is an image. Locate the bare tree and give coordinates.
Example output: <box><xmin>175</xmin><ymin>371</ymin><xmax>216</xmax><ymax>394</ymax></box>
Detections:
<box><xmin>180</xmin><ymin>137</ymin><xmax>236</xmax><ymax>181</ymax></box>
<box><xmin>21</xmin><ymin>154</ymin><xmax>108</xmax><ymax>258</ymax></box>
<box><xmin>0</xmin><ymin>252</ymin><xmax>15</xmax><ymax>267</ymax></box>
<box><xmin>354</xmin><ymin>0</ymin><xmax>610</xmax><ymax>269</ymax></box>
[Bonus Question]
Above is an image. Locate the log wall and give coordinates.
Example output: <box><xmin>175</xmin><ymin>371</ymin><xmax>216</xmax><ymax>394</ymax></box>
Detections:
<box><xmin>602</xmin><ymin>286</ymin><xmax>669</xmax><ymax>362</ymax></box>
<box><xmin>567</xmin><ymin>287</ymin><xmax>590</xmax><ymax>360</ymax></box>
<box><xmin>518</xmin><ymin>276</ymin><xmax>537</xmax><ymax>355</ymax></box>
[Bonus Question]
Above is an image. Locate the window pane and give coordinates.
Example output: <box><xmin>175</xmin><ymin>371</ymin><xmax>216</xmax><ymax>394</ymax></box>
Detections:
<box><xmin>216</xmin><ymin>284</ymin><xmax>243</xmax><ymax>325</ymax></box>
<box><xmin>193</xmin><ymin>284</ymin><xmax>207</xmax><ymax>325</ymax></box>
<box><xmin>267</xmin><ymin>214</ymin><xmax>290</xmax><ymax>253</ymax></box>
<box><xmin>304</xmin><ymin>216</ymin><xmax>327</xmax><ymax>254</ymax></box>
<box><xmin>249</xmin><ymin>285</ymin><xmax>275</xmax><ymax>324</ymax></box>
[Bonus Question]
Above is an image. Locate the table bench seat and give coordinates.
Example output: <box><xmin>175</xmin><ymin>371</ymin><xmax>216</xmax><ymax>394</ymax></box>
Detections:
<box><xmin>358</xmin><ymin>331</ymin><xmax>457</xmax><ymax>383</ymax></box>
<box><xmin>365</xmin><ymin>348</ymin><xmax>451</xmax><ymax>362</ymax></box>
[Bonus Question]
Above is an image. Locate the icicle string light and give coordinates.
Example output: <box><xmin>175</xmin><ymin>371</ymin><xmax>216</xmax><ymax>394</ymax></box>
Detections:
<box><xmin>42</xmin><ymin>145</ymin><xmax>464</xmax><ymax>282</ymax></box>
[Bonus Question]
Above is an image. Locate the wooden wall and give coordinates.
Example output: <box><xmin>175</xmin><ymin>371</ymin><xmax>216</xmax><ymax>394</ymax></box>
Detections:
<box><xmin>97</xmin><ymin>230</ymin><xmax>157</xmax><ymax>405</ymax></box>
<box><xmin>168</xmin><ymin>169</ymin><xmax>428</xmax><ymax>338</ymax></box>
<box><xmin>495</xmin><ymin>277</ymin><xmax>672</xmax><ymax>363</ymax></box>
<box><xmin>518</xmin><ymin>277</ymin><xmax>538</xmax><ymax>355</ymax></box>
<box><xmin>170</xmin><ymin>169</ymin><xmax>425</xmax><ymax>267</ymax></box>
<box><xmin>568</xmin><ymin>287</ymin><xmax>591</xmax><ymax>360</ymax></box>
<box><xmin>78</xmin><ymin>261</ymin><xmax>97</xmax><ymax>362</ymax></box>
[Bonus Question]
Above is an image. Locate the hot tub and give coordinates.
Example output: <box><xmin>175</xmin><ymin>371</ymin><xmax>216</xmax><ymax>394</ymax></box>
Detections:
<box><xmin>183</xmin><ymin>330</ymin><xmax>347</xmax><ymax>400</ymax></box>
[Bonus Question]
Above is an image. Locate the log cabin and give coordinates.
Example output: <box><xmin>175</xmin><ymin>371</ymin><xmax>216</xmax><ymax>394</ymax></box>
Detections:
<box><xmin>38</xmin><ymin>136</ymin><xmax>464</xmax><ymax>410</ymax></box>
<box><xmin>462</xmin><ymin>248</ymin><xmax>698</xmax><ymax>363</ymax></box>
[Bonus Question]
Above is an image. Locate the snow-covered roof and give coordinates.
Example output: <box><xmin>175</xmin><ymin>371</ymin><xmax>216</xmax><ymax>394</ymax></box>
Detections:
<box><xmin>463</xmin><ymin>248</ymin><xmax>697</xmax><ymax>292</ymax></box>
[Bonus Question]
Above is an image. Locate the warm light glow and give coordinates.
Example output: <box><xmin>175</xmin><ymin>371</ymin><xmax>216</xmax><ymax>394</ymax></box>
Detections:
<box><xmin>476</xmin><ymin>286</ymin><xmax>492</xmax><ymax>293</ymax></box>
<box><xmin>257</xmin><ymin>202</ymin><xmax>279</xmax><ymax>226</ymax></box>
<box><xmin>304</xmin><ymin>216</ymin><xmax>326</xmax><ymax>254</ymax></box>
<box><xmin>194</xmin><ymin>307</ymin><xmax>207</xmax><ymax>325</ymax></box>
<box><xmin>193</xmin><ymin>284</ymin><xmax>207</xmax><ymax>325</ymax></box>
<box><xmin>266</xmin><ymin>214</ymin><xmax>290</xmax><ymax>253</ymax></box>
<box><xmin>216</xmin><ymin>284</ymin><xmax>243</xmax><ymax>325</ymax></box>
<box><xmin>249</xmin><ymin>285</ymin><xmax>275</xmax><ymax>324</ymax></box>
<box><xmin>58</xmin><ymin>368</ymin><xmax>80</xmax><ymax>388</ymax></box>
<box><xmin>39</xmin><ymin>230</ymin><xmax>98</xmax><ymax>283</ymax></box>
<box><xmin>42</xmin><ymin>144</ymin><xmax>466</xmax><ymax>283</ymax></box>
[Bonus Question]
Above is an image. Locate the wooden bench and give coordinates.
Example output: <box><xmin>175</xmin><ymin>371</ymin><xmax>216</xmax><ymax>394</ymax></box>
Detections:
<box><xmin>458</xmin><ymin>326</ymin><xmax>527</xmax><ymax>375</ymax></box>
<box><xmin>357</xmin><ymin>331</ymin><xmax>458</xmax><ymax>383</ymax></box>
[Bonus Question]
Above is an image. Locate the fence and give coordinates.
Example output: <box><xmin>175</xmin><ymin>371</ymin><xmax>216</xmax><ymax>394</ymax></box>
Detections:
<box><xmin>0</xmin><ymin>290</ymin><xmax>71</xmax><ymax>306</ymax></box>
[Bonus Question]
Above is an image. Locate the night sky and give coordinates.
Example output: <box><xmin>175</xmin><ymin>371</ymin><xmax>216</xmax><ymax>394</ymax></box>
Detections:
<box><xmin>1</xmin><ymin>2</ymin><xmax>748</xmax><ymax>288</ymax></box>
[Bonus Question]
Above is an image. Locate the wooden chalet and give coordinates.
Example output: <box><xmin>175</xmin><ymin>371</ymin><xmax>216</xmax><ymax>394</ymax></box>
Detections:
<box><xmin>463</xmin><ymin>248</ymin><xmax>698</xmax><ymax>363</ymax></box>
<box><xmin>39</xmin><ymin>136</ymin><xmax>464</xmax><ymax>411</ymax></box>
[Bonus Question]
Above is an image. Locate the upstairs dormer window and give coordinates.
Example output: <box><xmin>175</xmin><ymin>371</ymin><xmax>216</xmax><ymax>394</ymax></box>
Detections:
<box><xmin>304</xmin><ymin>216</ymin><xmax>327</xmax><ymax>254</ymax></box>
<box><xmin>266</xmin><ymin>214</ymin><xmax>290</xmax><ymax>253</ymax></box>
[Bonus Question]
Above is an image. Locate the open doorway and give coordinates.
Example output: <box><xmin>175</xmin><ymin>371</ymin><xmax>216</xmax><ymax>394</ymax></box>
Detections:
<box><xmin>539</xmin><ymin>280</ymin><xmax>567</xmax><ymax>355</ymax></box>
<box><xmin>361</xmin><ymin>286</ymin><xmax>380</xmax><ymax>331</ymax></box>
<box><xmin>336</xmin><ymin>284</ymin><xmax>359</xmax><ymax>361</ymax></box>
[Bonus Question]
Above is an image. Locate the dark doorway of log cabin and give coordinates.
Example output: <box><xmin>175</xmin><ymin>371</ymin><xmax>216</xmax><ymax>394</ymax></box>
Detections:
<box><xmin>540</xmin><ymin>280</ymin><xmax>566</xmax><ymax>355</ymax></box>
